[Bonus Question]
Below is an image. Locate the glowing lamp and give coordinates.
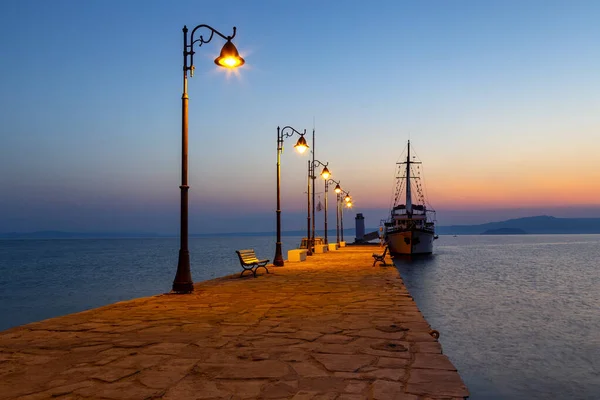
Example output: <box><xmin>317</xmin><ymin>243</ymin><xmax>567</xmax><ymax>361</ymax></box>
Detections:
<box><xmin>334</xmin><ymin>184</ymin><xmax>342</xmax><ymax>193</ymax></box>
<box><xmin>214</xmin><ymin>40</ymin><xmax>245</xmax><ymax>68</ymax></box>
<box><xmin>294</xmin><ymin>136</ymin><xmax>309</xmax><ymax>154</ymax></box>
<box><xmin>344</xmin><ymin>194</ymin><xmax>351</xmax><ymax>203</ymax></box>
<box><xmin>321</xmin><ymin>166</ymin><xmax>331</xmax><ymax>180</ymax></box>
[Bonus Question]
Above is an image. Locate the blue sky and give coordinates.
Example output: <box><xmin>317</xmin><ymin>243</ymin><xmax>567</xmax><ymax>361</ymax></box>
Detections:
<box><xmin>1</xmin><ymin>0</ymin><xmax>599</xmax><ymax>233</ymax></box>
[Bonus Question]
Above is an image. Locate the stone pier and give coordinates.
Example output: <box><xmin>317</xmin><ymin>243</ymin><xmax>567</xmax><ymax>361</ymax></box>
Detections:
<box><xmin>0</xmin><ymin>245</ymin><xmax>468</xmax><ymax>399</ymax></box>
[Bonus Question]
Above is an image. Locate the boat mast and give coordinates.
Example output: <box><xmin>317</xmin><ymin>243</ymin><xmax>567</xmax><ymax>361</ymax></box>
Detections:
<box><xmin>406</xmin><ymin>140</ymin><xmax>412</xmax><ymax>215</ymax></box>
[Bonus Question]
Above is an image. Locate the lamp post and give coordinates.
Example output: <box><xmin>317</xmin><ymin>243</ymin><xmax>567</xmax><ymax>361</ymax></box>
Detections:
<box><xmin>275</xmin><ymin>126</ymin><xmax>309</xmax><ymax>266</ymax></box>
<box><xmin>172</xmin><ymin>24</ymin><xmax>245</xmax><ymax>294</ymax></box>
<box><xmin>340</xmin><ymin>190</ymin><xmax>352</xmax><ymax>243</ymax></box>
<box><xmin>325</xmin><ymin>179</ymin><xmax>342</xmax><ymax>245</ymax></box>
<box><xmin>307</xmin><ymin>159</ymin><xmax>330</xmax><ymax>253</ymax></box>
<box><xmin>336</xmin><ymin>192</ymin><xmax>341</xmax><ymax>244</ymax></box>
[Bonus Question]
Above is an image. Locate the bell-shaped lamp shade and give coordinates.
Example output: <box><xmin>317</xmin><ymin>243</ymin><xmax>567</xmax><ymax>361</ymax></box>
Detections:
<box><xmin>214</xmin><ymin>40</ymin><xmax>245</xmax><ymax>68</ymax></box>
<box><xmin>321</xmin><ymin>166</ymin><xmax>330</xmax><ymax>180</ymax></box>
<box><xmin>344</xmin><ymin>194</ymin><xmax>351</xmax><ymax>203</ymax></box>
<box><xmin>294</xmin><ymin>136</ymin><xmax>309</xmax><ymax>154</ymax></box>
<box><xmin>334</xmin><ymin>184</ymin><xmax>342</xmax><ymax>193</ymax></box>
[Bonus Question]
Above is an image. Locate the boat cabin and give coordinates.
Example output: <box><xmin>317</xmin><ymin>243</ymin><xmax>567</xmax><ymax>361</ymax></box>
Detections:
<box><xmin>385</xmin><ymin>204</ymin><xmax>433</xmax><ymax>231</ymax></box>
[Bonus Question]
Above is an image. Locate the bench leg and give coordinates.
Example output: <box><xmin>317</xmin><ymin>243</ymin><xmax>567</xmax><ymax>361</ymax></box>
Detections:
<box><xmin>257</xmin><ymin>263</ymin><xmax>269</xmax><ymax>274</ymax></box>
<box><xmin>254</xmin><ymin>263</ymin><xmax>269</xmax><ymax>277</ymax></box>
<box><xmin>372</xmin><ymin>256</ymin><xmax>388</xmax><ymax>267</ymax></box>
<box><xmin>240</xmin><ymin>267</ymin><xmax>254</xmax><ymax>278</ymax></box>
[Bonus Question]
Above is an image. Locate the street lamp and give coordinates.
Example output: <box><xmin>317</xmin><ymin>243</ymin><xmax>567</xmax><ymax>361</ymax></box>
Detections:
<box><xmin>275</xmin><ymin>126</ymin><xmax>309</xmax><ymax>266</ymax></box>
<box><xmin>339</xmin><ymin>189</ymin><xmax>352</xmax><ymax>243</ymax></box>
<box><xmin>307</xmin><ymin>159</ymin><xmax>330</xmax><ymax>254</ymax></box>
<box><xmin>172</xmin><ymin>24</ymin><xmax>245</xmax><ymax>294</ymax></box>
<box><xmin>325</xmin><ymin>178</ymin><xmax>342</xmax><ymax>245</ymax></box>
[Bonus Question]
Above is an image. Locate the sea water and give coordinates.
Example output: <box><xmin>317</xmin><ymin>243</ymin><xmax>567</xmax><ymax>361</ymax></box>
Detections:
<box><xmin>0</xmin><ymin>236</ymin><xmax>303</xmax><ymax>331</ymax></box>
<box><xmin>395</xmin><ymin>234</ymin><xmax>600</xmax><ymax>400</ymax></box>
<box><xmin>0</xmin><ymin>234</ymin><xmax>599</xmax><ymax>399</ymax></box>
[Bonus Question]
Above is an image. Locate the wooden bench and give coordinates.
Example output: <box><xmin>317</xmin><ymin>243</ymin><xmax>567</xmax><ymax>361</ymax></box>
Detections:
<box><xmin>235</xmin><ymin>249</ymin><xmax>270</xmax><ymax>277</ymax></box>
<box><xmin>372</xmin><ymin>246</ymin><xmax>389</xmax><ymax>266</ymax></box>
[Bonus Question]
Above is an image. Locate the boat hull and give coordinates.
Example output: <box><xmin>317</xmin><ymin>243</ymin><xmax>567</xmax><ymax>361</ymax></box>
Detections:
<box><xmin>385</xmin><ymin>229</ymin><xmax>434</xmax><ymax>255</ymax></box>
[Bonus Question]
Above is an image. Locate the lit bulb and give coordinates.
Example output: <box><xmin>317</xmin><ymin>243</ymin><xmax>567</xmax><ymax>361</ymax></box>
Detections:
<box><xmin>295</xmin><ymin>144</ymin><xmax>307</xmax><ymax>154</ymax></box>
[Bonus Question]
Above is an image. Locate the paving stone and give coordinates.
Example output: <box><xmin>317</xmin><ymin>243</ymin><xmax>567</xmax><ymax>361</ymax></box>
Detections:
<box><xmin>412</xmin><ymin>353</ymin><xmax>457</xmax><ymax>370</ymax></box>
<box><xmin>270</xmin><ymin>326</ymin><xmax>298</xmax><ymax>333</ymax></box>
<box><xmin>362</xmin><ymin>367</ymin><xmax>406</xmax><ymax>381</ymax></box>
<box><xmin>215</xmin><ymin>380</ymin><xmax>266</xmax><ymax>398</ymax></box>
<box><xmin>113</xmin><ymin>341</ymin><xmax>152</xmax><ymax>348</ymax></box>
<box><xmin>216</xmin><ymin>360</ymin><xmax>292</xmax><ymax>379</ymax></box>
<box><xmin>291</xmin><ymin>361</ymin><xmax>330</xmax><ymax>377</ymax></box>
<box><xmin>312</xmin><ymin>353</ymin><xmax>376</xmax><ymax>372</ymax></box>
<box><xmin>90</xmin><ymin>367</ymin><xmax>139</xmax><ymax>383</ymax></box>
<box><xmin>355</xmin><ymin>328</ymin><xmax>407</xmax><ymax>340</ymax></box>
<box><xmin>71</xmin><ymin>344</ymin><xmax>113</xmax><ymax>352</ymax></box>
<box><xmin>96</xmin><ymin>348</ymin><xmax>136</xmax><ymax>359</ymax></box>
<box><xmin>334</xmin><ymin>320</ymin><xmax>373</xmax><ymax>330</ymax></box>
<box><xmin>136</xmin><ymin>358</ymin><xmax>199</xmax><ymax>389</ymax></box>
<box><xmin>338</xmin><ymin>394</ymin><xmax>366</xmax><ymax>400</ymax></box>
<box><xmin>108</xmin><ymin>353</ymin><xmax>168</xmax><ymax>369</ymax></box>
<box><xmin>405</xmin><ymin>331</ymin><xmax>438</xmax><ymax>342</ymax></box>
<box><xmin>312</xmin><ymin>393</ymin><xmax>340</xmax><ymax>400</ymax></box>
<box><xmin>276</xmin><ymin>350</ymin><xmax>311</xmax><ymax>363</ymax></box>
<box><xmin>252</xmin><ymin>337</ymin><xmax>304</xmax><ymax>347</ymax></box>
<box><xmin>261</xmin><ymin>380</ymin><xmax>299</xmax><ymax>398</ymax></box>
<box><xmin>343</xmin><ymin>380</ymin><xmax>369</xmax><ymax>393</ymax></box>
<box><xmin>163</xmin><ymin>378</ymin><xmax>228</xmax><ymax>399</ymax></box>
<box><xmin>298</xmin><ymin>377</ymin><xmax>347</xmax><ymax>392</ymax></box>
<box><xmin>291</xmin><ymin>391</ymin><xmax>319</xmax><ymax>400</ymax></box>
<box><xmin>372</xmin><ymin>380</ymin><xmax>413</xmax><ymax>400</ymax></box>
<box><xmin>317</xmin><ymin>334</ymin><xmax>354</xmax><ymax>344</ymax></box>
<box><xmin>13</xmin><ymin>380</ymin><xmax>95</xmax><ymax>400</ymax></box>
<box><xmin>407</xmin><ymin>368</ymin><xmax>469</xmax><ymax>397</ymax></box>
<box><xmin>417</xmin><ymin>341</ymin><xmax>444</xmax><ymax>354</ymax></box>
<box><xmin>314</xmin><ymin>343</ymin><xmax>357</xmax><ymax>355</ymax></box>
<box><xmin>75</xmin><ymin>381</ymin><xmax>162</xmax><ymax>399</ymax></box>
<box><xmin>196</xmin><ymin>337</ymin><xmax>229</xmax><ymax>349</ymax></box>
<box><xmin>376</xmin><ymin>356</ymin><xmax>410</xmax><ymax>369</ymax></box>
<box><xmin>370</xmin><ymin>341</ymin><xmax>409</xmax><ymax>353</ymax></box>
<box><xmin>141</xmin><ymin>342</ymin><xmax>190</xmax><ymax>355</ymax></box>
<box><xmin>8</xmin><ymin>353</ymin><xmax>55</xmax><ymax>366</ymax></box>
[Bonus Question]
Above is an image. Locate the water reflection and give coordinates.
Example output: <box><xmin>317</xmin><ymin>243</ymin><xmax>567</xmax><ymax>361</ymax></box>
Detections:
<box><xmin>392</xmin><ymin>253</ymin><xmax>435</xmax><ymax>266</ymax></box>
<box><xmin>388</xmin><ymin>235</ymin><xmax>600</xmax><ymax>400</ymax></box>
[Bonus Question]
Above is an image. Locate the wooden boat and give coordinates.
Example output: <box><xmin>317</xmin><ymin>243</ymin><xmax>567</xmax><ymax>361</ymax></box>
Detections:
<box><xmin>384</xmin><ymin>141</ymin><xmax>437</xmax><ymax>255</ymax></box>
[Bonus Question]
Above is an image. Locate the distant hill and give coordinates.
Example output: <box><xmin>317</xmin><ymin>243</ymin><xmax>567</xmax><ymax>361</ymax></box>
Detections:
<box><xmin>481</xmin><ymin>228</ymin><xmax>528</xmax><ymax>235</ymax></box>
<box><xmin>438</xmin><ymin>216</ymin><xmax>600</xmax><ymax>235</ymax></box>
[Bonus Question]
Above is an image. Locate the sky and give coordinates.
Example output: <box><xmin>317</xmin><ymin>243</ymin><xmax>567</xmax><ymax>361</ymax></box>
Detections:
<box><xmin>1</xmin><ymin>0</ymin><xmax>599</xmax><ymax>234</ymax></box>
